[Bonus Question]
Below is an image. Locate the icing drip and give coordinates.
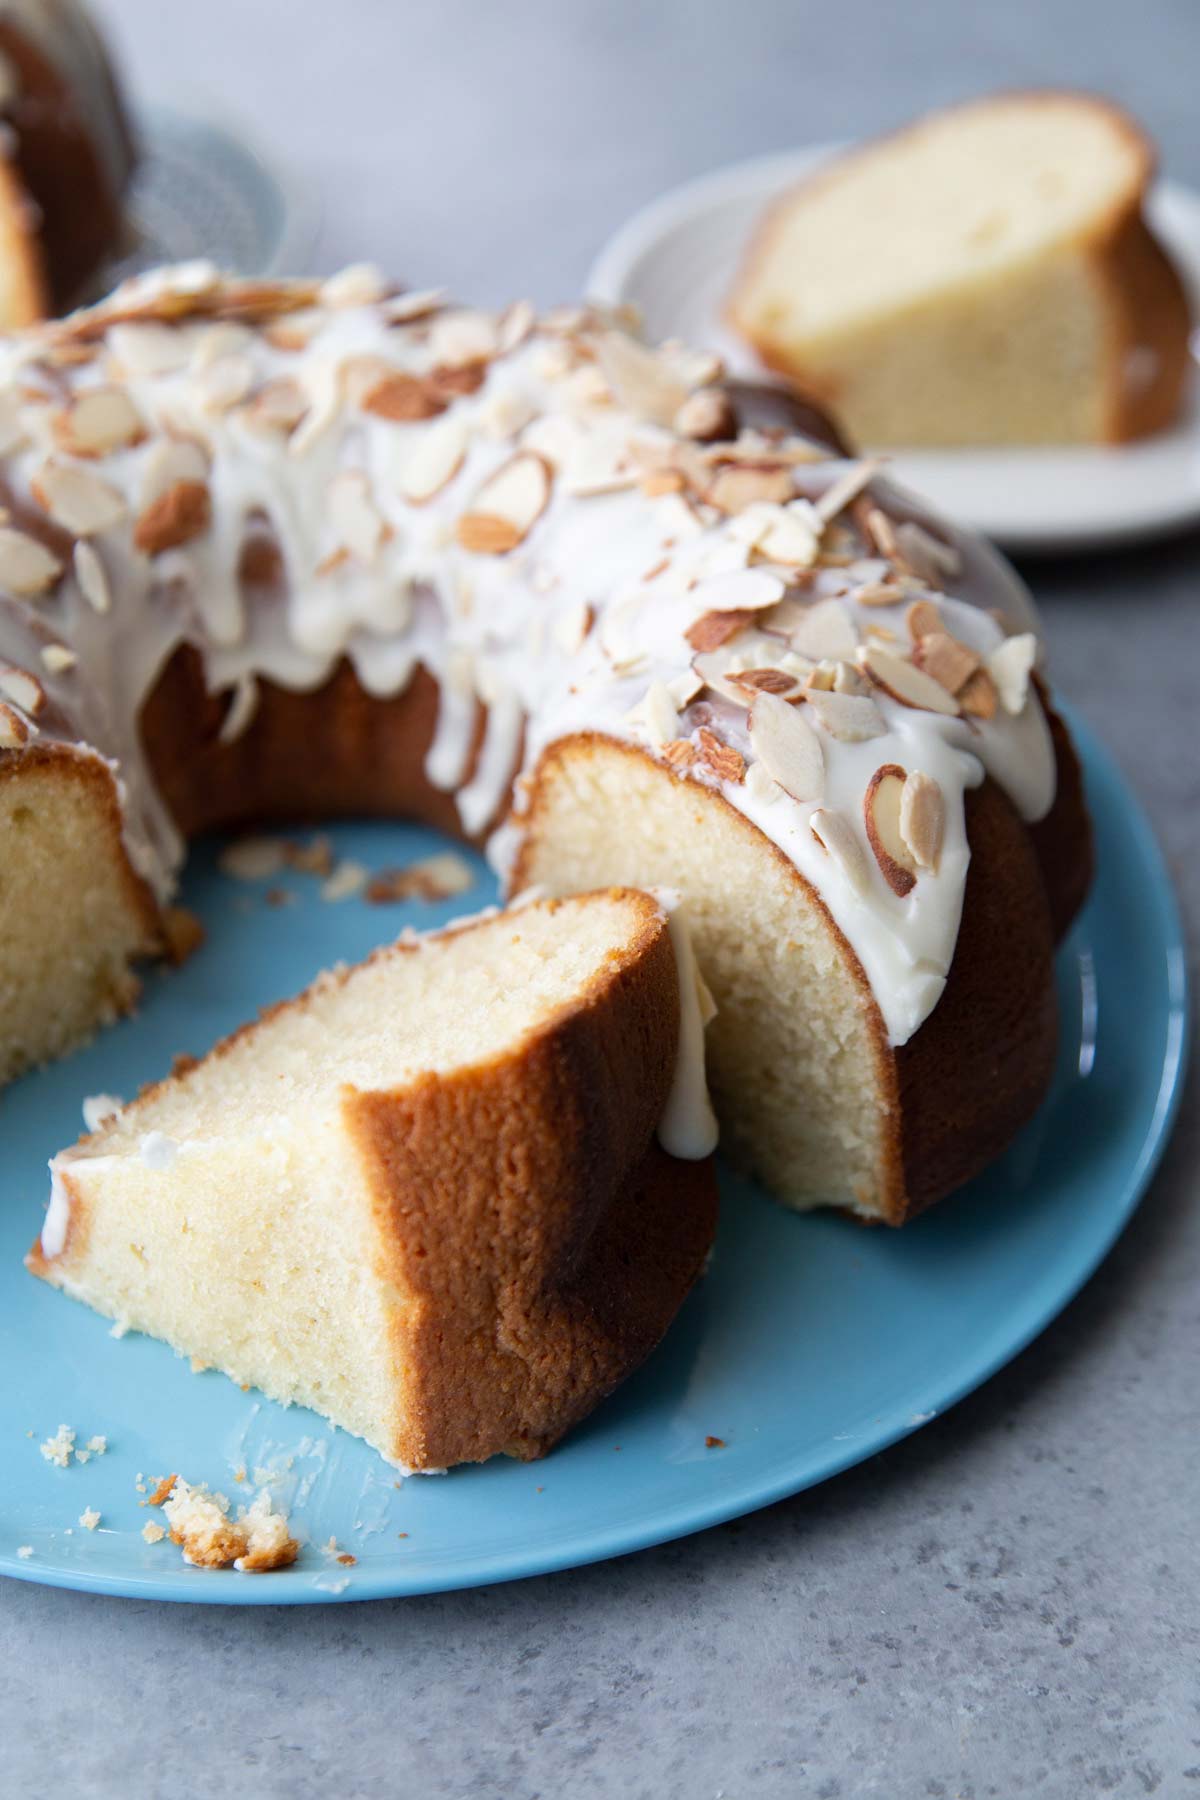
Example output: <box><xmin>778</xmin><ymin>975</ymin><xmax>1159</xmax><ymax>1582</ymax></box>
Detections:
<box><xmin>0</xmin><ymin>265</ymin><xmax>1058</xmax><ymax>1048</ymax></box>
<box><xmin>656</xmin><ymin>893</ymin><xmax>719</xmax><ymax>1162</ymax></box>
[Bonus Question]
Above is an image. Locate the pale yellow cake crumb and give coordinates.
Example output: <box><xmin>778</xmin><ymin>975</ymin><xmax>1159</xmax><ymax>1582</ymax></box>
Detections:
<box><xmin>16</xmin><ymin>1546</ymin><xmax>32</xmax><ymax>1559</ymax></box>
<box><xmin>79</xmin><ymin>1508</ymin><xmax>100</xmax><ymax>1531</ymax></box>
<box><xmin>141</xmin><ymin>1522</ymin><xmax>166</xmax><ymax>1545</ymax></box>
<box><xmin>39</xmin><ymin>1424</ymin><xmax>75</xmax><ymax>1468</ymax></box>
<box><xmin>156</xmin><ymin>1476</ymin><xmax>299</xmax><ymax>1573</ymax></box>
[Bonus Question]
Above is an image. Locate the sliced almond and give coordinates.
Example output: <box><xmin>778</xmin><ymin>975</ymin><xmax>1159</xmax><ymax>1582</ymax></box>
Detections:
<box><xmin>190</xmin><ymin>322</ymin><xmax>255</xmax><ymax>370</ymax></box>
<box><xmin>662</xmin><ymin>737</ymin><xmax>696</xmax><ymax>771</ymax></box>
<box><xmin>0</xmin><ymin>528</ymin><xmax>62</xmax><ymax>598</ymax></box>
<box><xmin>685</xmin><ymin>608</ymin><xmax>756</xmax><ymax>654</ymax></box>
<box><xmin>40</xmin><ymin>643</ymin><xmax>77</xmax><ymax>674</ymax></box>
<box><xmin>328</xmin><ymin>471</ymin><xmax>388</xmax><ymax>563</ymax></box>
<box><xmin>626</xmin><ymin>680</ymin><xmax>679</xmax><ymax>749</ymax></box>
<box><xmin>0</xmin><ymin>699</ymin><xmax>30</xmax><ymax>746</ymax></box>
<box><xmin>906</xmin><ymin>598</ymin><xmax>943</xmax><ymax>642</ymax></box>
<box><xmin>427</xmin><ymin>361</ymin><xmax>488</xmax><ymax>402</ymax></box>
<box><xmin>641</xmin><ymin>468</ymin><xmax>686</xmax><ymax>498</ymax></box>
<box><xmin>73</xmin><ymin>540</ymin><xmax>110</xmax><ymax>613</ymax></box>
<box><xmin>456</xmin><ymin>451</ymin><xmax>552</xmax><ymax>553</ymax></box>
<box><xmin>362</xmin><ymin>370</ymin><xmax>445</xmax><ymax>422</ymax></box>
<box><xmin>893</xmin><ymin>519</ymin><xmax>961</xmax><ymax>585</ymax></box>
<box><xmin>694</xmin><ymin>568</ymin><xmax>785</xmax><ymax>618</ymax></box>
<box><xmin>811</xmin><ymin>808</ymin><xmax>870</xmax><ymax>896</ymax></box>
<box><xmin>595</xmin><ymin>330</ymin><xmax>688</xmax><ymax>425</ymax></box>
<box><xmin>986</xmin><ymin>632</ymin><xmax>1038</xmax><ymax>716</ymax></box>
<box><xmin>386</xmin><ymin>286</ymin><xmax>447</xmax><ymax>325</ymax></box>
<box><xmin>497</xmin><ymin>298</ymin><xmax>536</xmax><ymax>354</ymax></box>
<box><xmin>193</xmin><ymin>352</ymin><xmax>255</xmax><ymax>411</ymax></box>
<box><xmin>695</xmin><ymin>727</ymin><xmax>745</xmax><ymax>784</ymax></box>
<box><xmin>959</xmin><ymin>667</ymin><xmax>998</xmax><ymax>720</ymax></box>
<box><xmin>399</xmin><ymin>414</ymin><xmax>468</xmax><ymax>505</ymax></box>
<box><xmin>106</xmin><ymin>322</ymin><xmax>191</xmax><ymax>377</ymax></box>
<box><xmin>864</xmin><ymin>764</ymin><xmax>916</xmax><ymax>896</ymax></box>
<box><xmin>551</xmin><ymin>596</ymin><xmax>594</xmax><ymax>656</ymax></box>
<box><xmin>243</xmin><ymin>377</ymin><xmax>309</xmax><ymax>434</ymax></box>
<box><xmin>899</xmin><ymin>771</ymin><xmax>945</xmax><ymax>871</ymax></box>
<box><xmin>813</xmin><ymin>459</ymin><xmax>881</xmax><ymax>524</ymax></box>
<box><xmin>805</xmin><ymin>688</ymin><xmax>886</xmax><ymax>742</ymax></box>
<box><xmin>666</xmin><ymin>667</ymin><xmax>704</xmax><ymax>709</ymax></box>
<box><xmin>0</xmin><ymin>663</ymin><xmax>45</xmax><ymax>715</ymax></box>
<box><xmin>133</xmin><ymin>480</ymin><xmax>212</xmax><ymax>556</ymax></box>
<box><xmin>707</xmin><ymin>463</ymin><xmax>794</xmax><ymax>514</ymax></box>
<box><xmin>757</xmin><ymin>502</ymin><xmax>822</xmax><ymax>567</ymax></box>
<box><xmin>321</xmin><ymin>264</ymin><xmax>386</xmax><ymax>308</ymax></box>
<box><xmin>54</xmin><ymin>387</ymin><xmax>145</xmax><ymax>458</ymax></box>
<box><xmin>833</xmin><ymin>659</ymin><xmax>872</xmax><ymax>696</ymax></box>
<box><xmin>730</xmin><ymin>667</ymin><xmax>806</xmax><ymax>701</ymax></box>
<box><xmin>673</xmin><ymin>388</ymin><xmax>735</xmax><ymax>441</ymax></box>
<box><xmin>859</xmin><ymin>644</ymin><xmax>960</xmax><ymax>716</ymax></box>
<box><xmin>912</xmin><ymin>630</ymin><xmax>980</xmax><ymax>695</ymax></box>
<box><xmin>32</xmin><ymin>460</ymin><xmax>127</xmax><ymax>536</ymax></box>
<box><xmin>748</xmin><ymin>690</ymin><xmax>824</xmax><ymax>803</ymax></box>
<box><xmin>139</xmin><ymin>437</ymin><xmax>210</xmax><ymax>510</ymax></box>
<box><xmin>788</xmin><ymin>597</ymin><xmax>858</xmax><ymax>662</ymax></box>
<box><xmin>429</xmin><ymin>309</ymin><xmax>499</xmax><ymax>368</ymax></box>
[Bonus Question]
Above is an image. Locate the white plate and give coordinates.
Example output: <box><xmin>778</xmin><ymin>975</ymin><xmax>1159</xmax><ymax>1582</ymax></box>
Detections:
<box><xmin>587</xmin><ymin>146</ymin><xmax>1200</xmax><ymax>553</ymax></box>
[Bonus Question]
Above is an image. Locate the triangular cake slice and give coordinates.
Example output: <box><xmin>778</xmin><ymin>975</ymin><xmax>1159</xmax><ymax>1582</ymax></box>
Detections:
<box><xmin>28</xmin><ymin>890</ymin><xmax>718</xmax><ymax>1470</ymax></box>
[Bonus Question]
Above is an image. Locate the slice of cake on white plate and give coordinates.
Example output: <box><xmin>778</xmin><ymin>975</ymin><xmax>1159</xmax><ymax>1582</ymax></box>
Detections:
<box><xmin>28</xmin><ymin>889</ymin><xmax>719</xmax><ymax>1471</ymax></box>
<box><xmin>728</xmin><ymin>91</ymin><xmax>1193</xmax><ymax>447</ymax></box>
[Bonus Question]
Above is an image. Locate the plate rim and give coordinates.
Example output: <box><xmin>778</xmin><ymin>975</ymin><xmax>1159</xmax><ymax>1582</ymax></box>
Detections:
<box><xmin>0</xmin><ymin>707</ymin><xmax>1188</xmax><ymax>1604</ymax></box>
<box><xmin>585</xmin><ymin>146</ymin><xmax>1200</xmax><ymax>555</ymax></box>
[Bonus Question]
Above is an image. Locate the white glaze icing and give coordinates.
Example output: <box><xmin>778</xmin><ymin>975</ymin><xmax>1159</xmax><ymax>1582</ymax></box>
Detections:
<box><xmin>0</xmin><ymin>265</ymin><xmax>1057</xmax><ymax>1060</ymax></box>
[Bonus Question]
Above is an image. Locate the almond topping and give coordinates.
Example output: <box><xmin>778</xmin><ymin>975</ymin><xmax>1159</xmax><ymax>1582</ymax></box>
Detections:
<box><xmin>40</xmin><ymin>643</ymin><xmax>77</xmax><ymax>674</ymax></box>
<box><xmin>429</xmin><ymin>310</ymin><xmax>499</xmax><ymax>368</ymax></box>
<box><xmin>134</xmin><ymin>480</ymin><xmax>212</xmax><ymax>556</ymax></box>
<box><xmin>107</xmin><ymin>323</ymin><xmax>191</xmax><ymax>377</ymax></box>
<box><xmin>859</xmin><ymin>645</ymin><xmax>960</xmax><ymax>716</ymax></box>
<box><xmin>912</xmin><ymin>630</ymin><xmax>980</xmax><ymax>695</ymax></box>
<box><xmin>906</xmin><ymin>599</ymin><xmax>943</xmax><ymax>642</ymax></box>
<box><xmin>54</xmin><ymin>387</ymin><xmax>145</xmax><ymax>458</ymax></box>
<box><xmin>244</xmin><ymin>377</ymin><xmax>309</xmax><ymax>434</ymax></box>
<box><xmin>788</xmin><ymin>597</ymin><xmax>858</xmax><ymax>662</ymax></box>
<box><xmin>328</xmin><ymin>471</ymin><xmax>387</xmax><ymax>562</ymax></box>
<box><xmin>32</xmin><ymin>460</ymin><xmax>127</xmax><ymax>536</ymax></box>
<box><xmin>626</xmin><ymin>680</ymin><xmax>679</xmax><ymax>748</ymax></box>
<box><xmin>194</xmin><ymin>353</ymin><xmax>254</xmax><ymax>411</ymax></box>
<box><xmin>661</xmin><ymin>737</ymin><xmax>696</xmax><ymax>771</ymax></box>
<box><xmin>641</xmin><ymin>468</ymin><xmax>686</xmax><ymax>498</ymax></box>
<box><xmin>986</xmin><ymin>632</ymin><xmax>1038</xmax><ymax>715</ymax></box>
<box><xmin>707</xmin><ymin>463</ymin><xmax>794</xmax><ymax>514</ymax></box>
<box><xmin>864</xmin><ymin>765</ymin><xmax>917</xmax><ymax>897</ymax></box>
<box><xmin>456</xmin><ymin>451</ymin><xmax>552</xmax><ymax>553</ymax></box>
<box><xmin>748</xmin><ymin>690</ymin><xmax>825</xmax><ymax>803</ymax></box>
<box><xmin>362</xmin><ymin>371</ymin><xmax>446</xmax><ymax>422</ymax></box>
<box><xmin>695</xmin><ymin>727</ymin><xmax>745</xmax><ymax>784</ymax></box>
<box><xmin>959</xmin><ymin>667</ymin><xmax>998</xmax><ymax>720</ymax></box>
<box><xmin>805</xmin><ymin>688</ymin><xmax>887</xmax><ymax>742</ymax></box>
<box><xmin>595</xmin><ymin>330</ymin><xmax>689</xmax><ymax>425</ymax></box>
<box><xmin>0</xmin><ymin>663</ymin><xmax>44</xmax><ymax>715</ymax></box>
<box><xmin>673</xmin><ymin>388</ymin><xmax>735</xmax><ymax>442</ymax></box>
<box><xmin>730</xmin><ymin>667</ymin><xmax>806</xmax><ymax>700</ymax></box>
<box><xmin>685</xmin><ymin>608</ymin><xmax>756</xmax><ymax>653</ymax></box>
<box><xmin>899</xmin><ymin>771</ymin><xmax>945</xmax><ymax>871</ymax></box>
<box><xmin>426</xmin><ymin>361</ymin><xmax>488</xmax><ymax>401</ymax></box>
<box><xmin>139</xmin><ymin>438</ymin><xmax>210</xmax><ymax>510</ymax></box>
<box><xmin>0</xmin><ymin>700</ymin><xmax>30</xmax><ymax>746</ymax></box>
<box><xmin>0</xmin><ymin>528</ymin><xmax>62</xmax><ymax>597</ymax></box>
<box><xmin>73</xmin><ymin>540</ymin><xmax>110</xmax><ymax>613</ymax></box>
<box><xmin>893</xmin><ymin>520</ymin><xmax>961</xmax><ymax>585</ymax></box>
<box><xmin>811</xmin><ymin>808</ymin><xmax>870</xmax><ymax>895</ymax></box>
<box><xmin>399</xmin><ymin>415</ymin><xmax>468</xmax><ymax>505</ymax></box>
<box><xmin>813</xmin><ymin>460</ymin><xmax>881</xmax><ymax>524</ymax></box>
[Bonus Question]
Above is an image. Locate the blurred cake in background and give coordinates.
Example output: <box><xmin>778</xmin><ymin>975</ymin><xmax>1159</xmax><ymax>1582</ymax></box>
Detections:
<box><xmin>728</xmin><ymin>92</ymin><xmax>1193</xmax><ymax>449</ymax></box>
<box><xmin>0</xmin><ymin>0</ymin><xmax>134</xmax><ymax>325</ymax></box>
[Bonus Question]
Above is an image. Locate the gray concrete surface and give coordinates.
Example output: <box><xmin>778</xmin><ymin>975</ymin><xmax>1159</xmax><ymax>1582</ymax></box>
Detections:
<box><xmin>4</xmin><ymin>2</ymin><xmax>1199</xmax><ymax>1793</ymax></box>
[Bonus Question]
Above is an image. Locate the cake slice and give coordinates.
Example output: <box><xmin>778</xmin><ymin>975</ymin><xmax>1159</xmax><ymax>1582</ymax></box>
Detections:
<box><xmin>728</xmin><ymin>92</ymin><xmax>1192</xmax><ymax>447</ymax></box>
<box><xmin>28</xmin><ymin>889</ymin><xmax>718</xmax><ymax>1470</ymax></box>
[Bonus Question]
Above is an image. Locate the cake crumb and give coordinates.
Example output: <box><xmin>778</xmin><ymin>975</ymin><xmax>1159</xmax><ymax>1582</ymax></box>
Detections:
<box><xmin>39</xmin><ymin>1424</ymin><xmax>75</xmax><ymax>1468</ymax></box>
<box><xmin>233</xmin><ymin>1465</ymin><xmax>247</xmax><ymax>1484</ymax></box>
<box><xmin>145</xmin><ymin>1473</ymin><xmax>177</xmax><ymax>1508</ymax></box>
<box><xmin>189</xmin><ymin>1356</ymin><xmax>208</xmax><ymax>1374</ymax></box>
<box><xmin>283</xmin><ymin>832</ymin><xmax>334</xmax><ymax>877</ymax></box>
<box><xmin>109</xmin><ymin>1320</ymin><xmax>129</xmax><ymax>1339</ymax></box>
<box><xmin>141</xmin><ymin>1522</ymin><xmax>166</xmax><ymax>1545</ymax></box>
<box><xmin>79</xmin><ymin>1508</ymin><xmax>101</xmax><ymax>1531</ymax></box>
<box><xmin>86</xmin><ymin>1436</ymin><xmax>107</xmax><ymax>1457</ymax></box>
<box><xmin>218</xmin><ymin>835</ymin><xmax>286</xmax><ymax>881</ymax></box>
<box><xmin>365</xmin><ymin>851</ymin><xmax>475</xmax><ymax>906</ymax></box>
<box><xmin>162</xmin><ymin>904</ymin><xmax>205</xmax><ymax>966</ymax></box>
<box><xmin>16</xmin><ymin>1546</ymin><xmax>33</xmax><ymax>1559</ymax></box>
<box><xmin>75</xmin><ymin>1449</ymin><xmax>91</xmax><ymax>1464</ymax></box>
<box><xmin>154</xmin><ymin>1475</ymin><xmax>299</xmax><ymax>1573</ymax></box>
<box><xmin>705</xmin><ymin>1435</ymin><xmax>726</xmax><ymax>1449</ymax></box>
<box><xmin>320</xmin><ymin>858</ymin><xmax>368</xmax><ymax>903</ymax></box>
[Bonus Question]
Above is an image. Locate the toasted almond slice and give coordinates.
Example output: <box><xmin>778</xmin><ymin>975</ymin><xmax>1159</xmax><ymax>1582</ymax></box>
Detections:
<box><xmin>667</xmin><ymin>667</ymin><xmax>704</xmax><ymax>709</ymax></box>
<box><xmin>730</xmin><ymin>667</ymin><xmax>806</xmax><ymax>701</ymax></box>
<box><xmin>959</xmin><ymin>667</ymin><xmax>998</xmax><ymax>720</ymax></box>
<box><xmin>362</xmin><ymin>370</ymin><xmax>445</xmax><ymax>422</ymax></box>
<box><xmin>40</xmin><ymin>643</ymin><xmax>77</xmax><ymax>674</ymax></box>
<box><xmin>811</xmin><ymin>808</ymin><xmax>870</xmax><ymax>895</ymax></box>
<box><xmin>54</xmin><ymin>386</ymin><xmax>145</xmax><ymax>458</ymax></box>
<box><xmin>673</xmin><ymin>388</ymin><xmax>735</xmax><ymax>441</ymax></box>
<box><xmin>748</xmin><ymin>690</ymin><xmax>824</xmax><ymax>803</ymax></box>
<box><xmin>0</xmin><ymin>699</ymin><xmax>30</xmax><ymax>746</ymax></box>
<box><xmin>387</xmin><ymin>286</ymin><xmax>447</xmax><ymax>324</ymax></box>
<box><xmin>757</xmin><ymin>501</ymin><xmax>822</xmax><ymax>566</ymax></box>
<box><xmin>626</xmin><ymin>680</ymin><xmax>679</xmax><ymax>748</ymax></box>
<box><xmin>0</xmin><ymin>387</ymin><xmax>26</xmax><ymax>456</ymax></box>
<box><xmin>986</xmin><ymin>632</ymin><xmax>1038</xmax><ymax>715</ymax></box>
<box><xmin>859</xmin><ymin>644</ymin><xmax>960</xmax><ymax>716</ymax></box>
<box><xmin>691</xmin><ymin>649</ymin><xmax>752</xmax><ymax>707</ymax></box>
<box><xmin>430</xmin><ymin>309</ymin><xmax>499</xmax><ymax>368</ymax></box>
<box><xmin>0</xmin><ymin>528</ymin><xmax>62</xmax><ymax>598</ymax></box>
<box><xmin>497</xmin><ymin>298</ymin><xmax>536</xmax><ymax>354</ymax></box>
<box><xmin>707</xmin><ymin>463</ymin><xmax>794</xmax><ymax>514</ymax></box>
<box><xmin>833</xmin><ymin>659</ymin><xmax>871</xmax><ymax>695</ymax></box>
<box><xmin>661</xmin><ymin>737</ymin><xmax>696</xmax><ymax>771</ymax></box>
<box><xmin>899</xmin><ymin>771</ymin><xmax>945</xmax><ymax>871</ymax></box>
<box><xmin>328</xmin><ymin>471</ymin><xmax>387</xmax><ymax>562</ymax></box>
<box><xmin>133</xmin><ymin>479</ymin><xmax>212</xmax><ymax>556</ymax></box>
<box><xmin>397</xmin><ymin>414</ymin><xmax>468</xmax><ymax>506</ymax></box>
<box><xmin>595</xmin><ymin>330</ymin><xmax>689</xmax><ymax>426</ymax></box>
<box><xmin>805</xmin><ymin>688</ymin><xmax>886</xmax><ymax>742</ymax></box>
<box><xmin>864</xmin><ymin>765</ymin><xmax>917</xmax><ymax>896</ymax></box>
<box><xmin>189</xmin><ymin>322</ymin><xmax>255</xmax><ymax>371</ymax></box>
<box><xmin>194</xmin><ymin>352</ymin><xmax>255</xmax><ymax>411</ymax></box>
<box><xmin>0</xmin><ymin>663</ymin><xmax>45</xmax><ymax>715</ymax></box>
<box><xmin>857</xmin><ymin>502</ymin><xmax>898</xmax><ymax>558</ymax></box>
<box><xmin>853</xmin><ymin>578</ymin><xmax>905</xmax><ymax>607</ymax></box>
<box><xmin>107</xmin><ymin>322</ymin><xmax>192</xmax><ymax>377</ymax></box>
<box><xmin>457</xmin><ymin>451</ymin><xmax>552</xmax><ymax>551</ymax></box>
<box><xmin>73</xmin><ymin>540</ymin><xmax>110</xmax><ymax>613</ymax></box>
<box><xmin>906</xmin><ymin>598</ymin><xmax>943</xmax><ymax>642</ymax></box>
<box><xmin>32</xmin><ymin>460</ymin><xmax>127</xmax><ymax>536</ymax></box>
<box><xmin>893</xmin><ymin>519</ymin><xmax>961</xmax><ymax>585</ymax></box>
<box><xmin>694</xmin><ymin>568</ymin><xmax>786</xmax><ymax>618</ymax></box>
<box><xmin>321</xmin><ymin>264</ymin><xmax>386</xmax><ymax>308</ymax></box>
<box><xmin>427</xmin><ymin>361</ymin><xmax>488</xmax><ymax>402</ymax></box>
<box><xmin>243</xmin><ymin>377</ymin><xmax>309</xmax><ymax>434</ymax></box>
<box><xmin>695</xmin><ymin>726</ymin><xmax>745</xmax><ymax>784</ymax></box>
<box><xmin>641</xmin><ymin>468</ymin><xmax>686</xmax><ymax>498</ymax></box>
<box><xmin>813</xmin><ymin>459</ymin><xmax>881</xmax><ymax>524</ymax></box>
<box><xmin>551</xmin><ymin>596</ymin><xmax>594</xmax><ymax>655</ymax></box>
<box><xmin>912</xmin><ymin>630</ymin><xmax>980</xmax><ymax>695</ymax></box>
<box><xmin>456</xmin><ymin>513</ymin><xmax>522</xmax><ymax>554</ymax></box>
<box><xmin>139</xmin><ymin>437</ymin><xmax>210</xmax><ymax>510</ymax></box>
<box><xmin>745</xmin><ymin>760</ymin><xmax>783</xmax><ymax>804</ymax></box>
<box><xmin>788</xmin><ymin>597</ymin><xmax>858</xmax><ymax>662</ymax></box>
<box><xmin>685</xmin><ymin>608</ymin><xmax>756</xmax><ymax>654</ymax></box>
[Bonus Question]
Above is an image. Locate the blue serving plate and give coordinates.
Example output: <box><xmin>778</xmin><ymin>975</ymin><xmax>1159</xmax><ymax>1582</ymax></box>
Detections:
<box><xmin>0</xmin><ymin>712</ymin><xmax>1187</xmax><ymax>1603</ymax></box>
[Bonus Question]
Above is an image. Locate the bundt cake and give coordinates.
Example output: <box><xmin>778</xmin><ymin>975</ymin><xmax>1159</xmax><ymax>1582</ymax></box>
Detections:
<box><xmin>28</xmin><ymin>889</ymin><xmax>720</xmax><ymax>1469</ymax></box>
<box><xmin>0</xmin><ymin>0</ymin><xmax>134</xmax><ymax>324</ymax></box>
<box><xmin>728</xmin><ymin>92</ymin><xmax>1192</xmax><ymax>447</ymax></box>
<box><xmin>0</xmin><ymin>264</ymin><xmax>1091</xmax><ymax>1230</ymax></box>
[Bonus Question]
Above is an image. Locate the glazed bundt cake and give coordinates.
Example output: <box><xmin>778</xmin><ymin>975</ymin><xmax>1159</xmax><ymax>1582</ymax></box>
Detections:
<box><xmin>28</xmin><ymin>890</ymin><xmax>718</xmax><ymax>1469</ymax></box>
<box><xmin>0</xmin><ymin>264</ymin><xmax>1091</xmax><ymax>1233</ymax></box>
<box><xmin>0</xmin><ymin>0</ymin><xmax>134</xmax><ymax>324</ymax></box>
<box><xmin>728</xmin><ymin>92</ymin><xmax>1192</xmax><ymax>447</ymax></box>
